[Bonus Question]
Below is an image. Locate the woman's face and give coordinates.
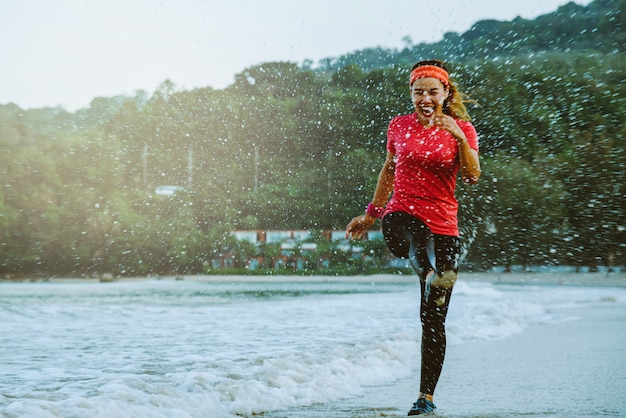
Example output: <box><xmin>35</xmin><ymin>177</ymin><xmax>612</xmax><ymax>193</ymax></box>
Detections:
<box><xmin>410</xmin><ymin>77</ymin><xmax>449</xmax><ymax>125</ymax></box>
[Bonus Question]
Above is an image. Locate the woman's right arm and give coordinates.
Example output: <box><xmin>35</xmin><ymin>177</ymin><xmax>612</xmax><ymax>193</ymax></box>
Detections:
<box><xmin>345</xmin><ymin>151</ymin><xmax>396</xmax><ymax>240</ymax></box>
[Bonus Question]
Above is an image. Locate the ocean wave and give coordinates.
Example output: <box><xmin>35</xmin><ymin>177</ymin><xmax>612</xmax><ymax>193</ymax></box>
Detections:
<box><xmin>2</xmin><ymin>279</ymin><xmax>625</xmax><ymax>417</ymax></box>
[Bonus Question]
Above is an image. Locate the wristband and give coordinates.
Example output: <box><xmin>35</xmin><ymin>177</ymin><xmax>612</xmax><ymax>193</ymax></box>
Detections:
<box><xmin>365</xmin><ymin>203</ymin><xmax>384</xmax><ymax>218</ymax></box>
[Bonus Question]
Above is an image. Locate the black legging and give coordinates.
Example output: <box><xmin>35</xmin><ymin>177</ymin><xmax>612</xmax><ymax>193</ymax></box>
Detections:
<box><xmin>382</xmin><ymin>211</ymin><xmax>460</xmax><ymax>395</ymax></box>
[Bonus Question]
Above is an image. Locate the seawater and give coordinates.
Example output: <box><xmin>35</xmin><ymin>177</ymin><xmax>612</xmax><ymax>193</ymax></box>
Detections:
<box><xmin>0</xmin><ymin>277</ymin><xmax>623</xmax><ymax>418</ymax></box>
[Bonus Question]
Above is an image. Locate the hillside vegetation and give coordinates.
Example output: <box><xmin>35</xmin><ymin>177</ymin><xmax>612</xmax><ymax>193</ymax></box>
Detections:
<box><xmin>1</xmin><ymin>0</ymin><xmax>624</xmax><ymax>276</ymax></box>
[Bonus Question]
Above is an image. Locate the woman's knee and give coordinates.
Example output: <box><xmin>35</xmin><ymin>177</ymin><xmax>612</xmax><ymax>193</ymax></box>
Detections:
<box><xmin>431</xmin><ymin>269</ymin><xmax>457</xmax><ymax>290</ymax></box>
<box><xmin>382</xmin><ymin>212</ymin><xmax>430</xmax><ymax>259</ymax></box>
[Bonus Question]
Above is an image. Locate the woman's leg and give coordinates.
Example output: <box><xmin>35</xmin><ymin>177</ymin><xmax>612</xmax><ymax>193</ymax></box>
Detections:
<box><xmin>382</xmin><ymin>212</ymin><xmax>460</xmax><ymax>397</ymax></box>
<box><xmin>419</xmin><ymin>278</ymin><xmax>453</xmax><ymax>395</ymax></box>
<box><xmin>419</xmin><ymin>234</ymin><xmax>460</xmax><ymax>396</ymax></box>
<box><xmin>381</xmin><ymin>212</ymin><xmax>430</xmax><ymax>275</ymax></box>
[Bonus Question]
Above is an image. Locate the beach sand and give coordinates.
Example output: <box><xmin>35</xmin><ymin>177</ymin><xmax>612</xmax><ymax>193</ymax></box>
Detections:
<box><xmin>260</xmin><ymin>272</ymin><xmax>626</xmax><ymax>418</ymax></box>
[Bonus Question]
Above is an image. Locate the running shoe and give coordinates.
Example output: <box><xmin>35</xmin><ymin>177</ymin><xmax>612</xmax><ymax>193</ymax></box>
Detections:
<box><xmin>407</xmin><ymin>394</ymin><xmax>436</xmax><ymax>416</ymax></box>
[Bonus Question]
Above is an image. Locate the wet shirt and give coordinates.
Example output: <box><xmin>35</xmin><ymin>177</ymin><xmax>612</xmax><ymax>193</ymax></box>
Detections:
<box><xmin>384</xmin><ymin>113</ymin><xmax>479</xmax><ymax>236</ymax></box>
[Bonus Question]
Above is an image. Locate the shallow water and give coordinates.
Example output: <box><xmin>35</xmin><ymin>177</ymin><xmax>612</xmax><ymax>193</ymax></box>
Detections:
<box><xmin>1</xmin><ymin>277</ymin><xmax>624</xmax><ymax>417</ymax></box>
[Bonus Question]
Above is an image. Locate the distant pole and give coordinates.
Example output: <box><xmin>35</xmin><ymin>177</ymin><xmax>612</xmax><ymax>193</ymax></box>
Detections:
<box><xmin>254</xmin><ymin>144</ymin><xmax>259</xmax><ymax>194</ymax></box>
<box><xmin>187</xmin><ymin>145</ymin><xmax>193</xmax><ymax>188</ymax></box>
<box><xmin>143</xmin><ymin>141</ymin><xmax>148</xmax><ymax>191</ymax></box>
<box><xmin>327</xmin><ymin>149</ymin><xmax>332</xmax><ymax>195</ymax></box>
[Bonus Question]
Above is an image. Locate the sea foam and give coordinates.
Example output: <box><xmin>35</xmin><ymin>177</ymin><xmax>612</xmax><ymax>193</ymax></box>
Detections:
<box><xmin>1</xmin><ymin>278</ymin><xmax>624</xmax><ymax>417</ymax></box>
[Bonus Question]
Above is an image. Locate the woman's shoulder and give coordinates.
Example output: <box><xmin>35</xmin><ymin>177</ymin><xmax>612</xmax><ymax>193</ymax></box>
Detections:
<box><xmin>389</xmin><ymin>113</ymin><xmax>415</xmax><ymax>127</ymax></box>
<box><xmin>392</xmin><ymin>113</ymin><xmax>414</xmax><ymax>121</ymax></box>
<box><xmin>455</xmin><ymin>119</ymin><xmax>475</xmax><ymax>128</ymax></box>
<box><xmin>455</xmin><ymin>119</ymin><xmax>477</xmax><ymax>134</ymax></box>
<box><xmin>455</xmin><ymin>119</ymin><xmax>479</xmax><ymax>148</ymax></box>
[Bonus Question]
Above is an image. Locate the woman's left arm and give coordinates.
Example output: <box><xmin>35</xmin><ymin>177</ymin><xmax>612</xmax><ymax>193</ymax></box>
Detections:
<box><xmin>457</xmin><ymin>139</ymin><xmax>481</xmax><ymax>184</ymax></box>
<box><xmin>435</xmin><ymin>115</ymin><xmax>481</xmax><ymax>184</ymax></box>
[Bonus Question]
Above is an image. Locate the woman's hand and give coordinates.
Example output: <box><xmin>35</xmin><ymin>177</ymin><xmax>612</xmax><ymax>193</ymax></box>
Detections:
<box><xmin>433</xmin><ymin>113</ymin><xmax>466</xmax><ymax>143</ymax></box>
<box><xmin>345</xmin><ymin>214</ymin><xmax>377</xmax><ymax>240</ymax></box>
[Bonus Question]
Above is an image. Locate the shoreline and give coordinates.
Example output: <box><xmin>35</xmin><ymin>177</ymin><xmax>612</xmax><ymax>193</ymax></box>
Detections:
<box><xmin>2</xmin><ymin>271</ymin><xmax>625</xmax><ymax>288</ymax></box>
<box><xmin>265</xmin><ymin>301</ymin><xmax>626</xmax><ymax>418</ymax></box>
<box><xmin>261</xmin><ymin>281</ymin><xmax>626</xmax><ymax>418</ymax></box>
<box><xmin>3</xmin><ymin>271</ymin><xmax>625</xmax><ymax>417</ymax></box>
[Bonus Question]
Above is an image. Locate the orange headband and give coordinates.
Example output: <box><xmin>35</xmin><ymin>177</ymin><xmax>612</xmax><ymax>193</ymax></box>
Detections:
<box><xmin>410</xmin><ymin>65</ymin><xmax>449</xmax><ymax>86</ymax></box>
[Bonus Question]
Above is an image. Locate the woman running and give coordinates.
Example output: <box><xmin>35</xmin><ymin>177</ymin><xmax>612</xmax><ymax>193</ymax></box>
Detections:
<box><xmin>345</xmin><ymin>59</ymin><xmax>481</xmax><ymax>416</ymax></box>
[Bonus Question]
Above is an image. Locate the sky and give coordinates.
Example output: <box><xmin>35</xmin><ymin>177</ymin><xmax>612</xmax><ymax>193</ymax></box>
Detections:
<box><xmin>1</xmin><ymin>0</ymin><xmax>593</xmax><ymax>111</ymax></box>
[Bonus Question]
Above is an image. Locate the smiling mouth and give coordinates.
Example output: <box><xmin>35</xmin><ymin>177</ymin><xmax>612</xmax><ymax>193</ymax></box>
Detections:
<box><xmin>419</xmin><ymin>104</ymin><xmax>435</xmax><ymax>117</ymax></box>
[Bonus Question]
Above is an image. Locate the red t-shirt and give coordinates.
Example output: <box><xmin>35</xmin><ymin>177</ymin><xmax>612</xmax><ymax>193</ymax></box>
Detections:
<box><xmin>384</xmin><ymin>113</ymin><xmax>479</xmax><ymax>236</ymax></box>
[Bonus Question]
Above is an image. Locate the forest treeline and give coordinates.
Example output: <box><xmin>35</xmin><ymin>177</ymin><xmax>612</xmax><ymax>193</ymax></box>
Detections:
<box><xmin>1</xmin><ymin>0</ymin><xmax>624</xmax><ymax>276</ymax></box>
